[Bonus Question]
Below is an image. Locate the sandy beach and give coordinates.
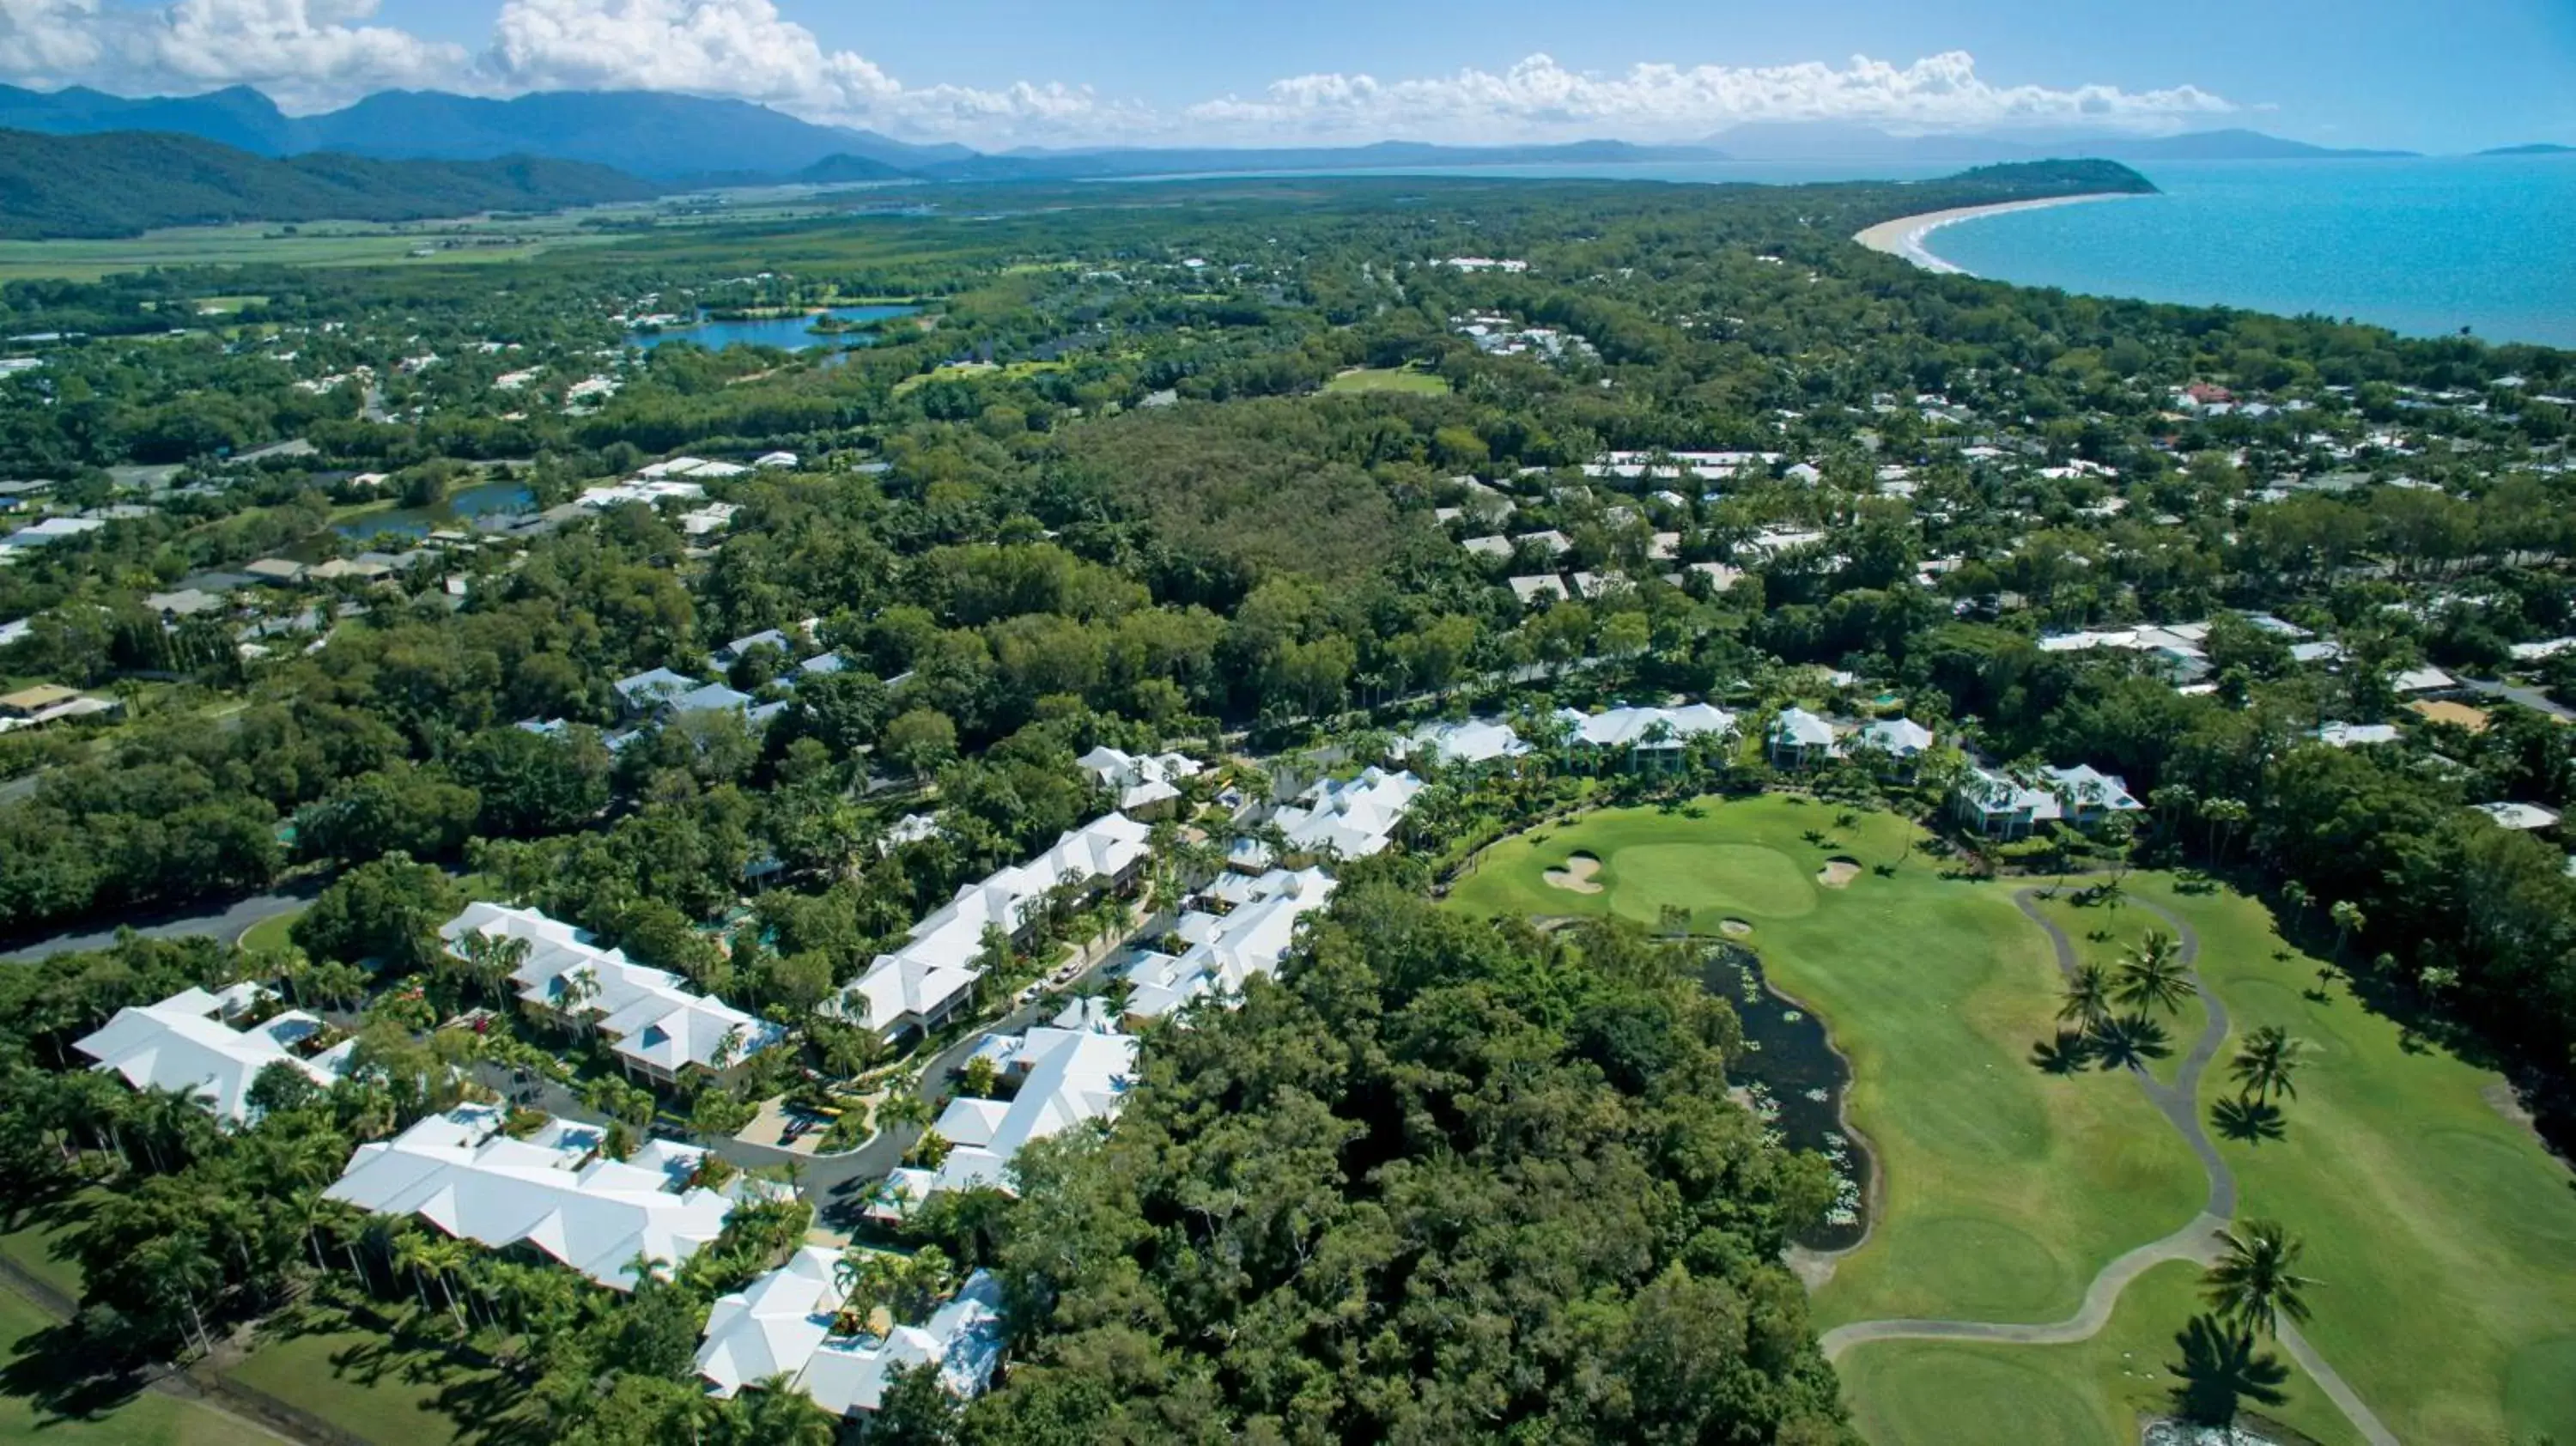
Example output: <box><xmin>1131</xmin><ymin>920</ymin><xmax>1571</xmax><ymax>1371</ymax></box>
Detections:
<box><xmin>1853</xmin><ymin>192</ymin><xmax>2143</xmax><ymax>275</ymax></box>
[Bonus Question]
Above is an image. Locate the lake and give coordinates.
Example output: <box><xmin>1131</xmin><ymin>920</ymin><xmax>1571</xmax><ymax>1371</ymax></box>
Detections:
<box><xmin>336</xmin><ymin>477</ymin><xmax>533</xmax><ymax>542</ymax></box>
<box><xmin>1701</xmin><ymin>943</ymin><xmax>1868</xmax><ymax>1251</ymax></box>
<box><xmin>626</xmin><ymin>304</ymin><xmax>922</xmax><ymax>354</ymax></box>
<box><xmin>1157</xmin><ymin>155</ymin><xmax>2576</xmax><ymax>348</ymax></box>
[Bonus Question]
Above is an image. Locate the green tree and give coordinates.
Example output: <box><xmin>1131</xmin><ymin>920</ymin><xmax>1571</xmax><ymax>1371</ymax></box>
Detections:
<box><xmin>2201</xmin><ymin>1219</ymin><xmax>2317</xmax><ymax>1338</ymax></box>
<box><xmin>2227</xmin><ymin>1025</ymin><xmax>2308</xmax><ymax>1104</ymax></box>
<box><xmin>2114</xmin><ymin>930</ymin><xmax>2191</xmax><ymax>1016</ymax></box>
<box><xmin>291</xmin><ymin>854</ymin><xmax>465</xmax><ymax>975</ymax></box>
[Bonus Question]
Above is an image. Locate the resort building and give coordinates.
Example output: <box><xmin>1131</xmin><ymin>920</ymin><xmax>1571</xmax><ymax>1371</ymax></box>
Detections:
<box><xmin>1076</xmin><ymin>746</ymin><xmax>1202</xmax><ymax>819</ymax></box>
<box><xmin>1767</xmin><ymin>708</ymin><xmax>1843</xmax><ymax>769</ymax></box>
<box><xmin>1849</xmin><ymin>717</ymin><xmax>1938</xmax><ymax>773</ymax></box>
<box><xmin>873</xmin><ymin>1024</ymin><xmax>1139</xmax><ymax>1217</ymax></box>
<box><xmin>1950</xmin><ymin>762</ymin><xmax>2146</xmax><ymax>839</ymax></box>
<box><xmin>1121</xmin><ymin>867</ymin><xmax>1337</xmax><ymax>1021</ymax></box>
<box><xmin>1400</xmin><ymin>718</ymin><xmax>1529</xmax><ymax>769</ymax></box>
<box><xmin>1556</xmin><ymin>703</ymin><xmax>1736</xmax><ymax>771</ymax></box>
<box><xmin>74</xmin><ymin>983</ymin><xmax>354</xmax><ymax>1126</ymax></box>
<box><xmin>324</xmin><ymin>1104</ymin><xmax>774</xmax><ymax>1290</ymax></box>
<box><xmin>1271</xmin><ymin>768</ymin><xmax>1425</xmax><ymax>861</ymax></box>
<box><xmin>839</xmin><ymin>813</ymin><xmax>1154</xmax><ymax>1039</ymax></box>
<box><xmin>696</xmin><ymin>1246</ymin><xmax>1005</xmax><ymax>1419</ymax></box>
<box><xmin>441</xmin><ymin>904</ymin><xmax>781</xmax><ymax>1086</ymax></box>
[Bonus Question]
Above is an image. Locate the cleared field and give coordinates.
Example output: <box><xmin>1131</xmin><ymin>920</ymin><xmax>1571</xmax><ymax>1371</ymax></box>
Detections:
<box><xmin>0</xmin><ymin>227</ymin><xmax>620</xmax><ymax>282</ymax></box>
<box><xmin>1321</xmin><ymin>366</ymin><xmax>1451</xmax><ymax>395</ymax></box>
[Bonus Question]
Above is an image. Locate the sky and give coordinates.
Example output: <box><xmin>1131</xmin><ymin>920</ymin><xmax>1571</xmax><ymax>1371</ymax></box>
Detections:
<box><xmin>9</xmin><ymin>0</ymin><xmax>2571</xmax><ymax>152</ymax></box>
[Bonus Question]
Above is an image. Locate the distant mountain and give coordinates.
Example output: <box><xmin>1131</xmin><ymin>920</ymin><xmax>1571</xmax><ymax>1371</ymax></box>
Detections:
<box><xmin>1705</xmin><ymin>122</ymin><xmax>2416</xmax><ymax>164</ymax></box>
<box><xmin>917</xmin><ymin>137</ymin><xmax>1728</xmax><ymax>182</ymax></box>
<box><xmin>0</xmin><ymin>86</ymin><xmax>969</xmax><ymax>180</ymax></box>
<box><xmin>2480</xmin><ymin>143</ymin><xmax>2574</xmax><ymax>156</ymax></box>
<box><xmin>0</xmin><ymin>128</ymin><xmax>660</xmax><ymax>239</ymax></box>
<box><xmin>793</xmin><ymin>152</ymin><xmax>918</xmax><ymax>185</ymax></box>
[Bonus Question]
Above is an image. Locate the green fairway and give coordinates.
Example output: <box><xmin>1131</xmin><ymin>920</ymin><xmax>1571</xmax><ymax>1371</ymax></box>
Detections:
<box><xmin>2135</xmin><ymin>878</ymin><xmax>2576</xmax><ymax>1446</ymax></box>
<box><xmin>1837</xmin><ymin>1261</ymin><xmax>2360</xmax><ymax>1446</ymax></box>
<box><xmin>2025</xmin><ymin>891</ymin><xmax>2212</xmax><ymax>1087</ymax></box>
<box><xmin>1321</xmin><ymin>365</ymin><xmax>1451</xmax><ymax>395</ymax></box>
<box><xmin>1449</xmin><ymin>800</ymin><xmax>2576</xmax><ymax>1443</ymax></box>
<box><xmin>1448</xmin><ymin>796</ymin><xmax>2208</xmax><ymax>1327</ymax></box>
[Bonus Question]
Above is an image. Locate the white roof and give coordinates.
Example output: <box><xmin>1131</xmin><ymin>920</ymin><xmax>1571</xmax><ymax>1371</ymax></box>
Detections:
<box><xmin>325</xmin><ymin>1105</ymin><xmax>762</xmax><ymax>1290</ymax></box>
<box><xmin>1853</xmin><ymin>717</ymin><xmax>1936</xmax><ymax>756</ymax></box>
<box><xmin>842</xmin><ymin>814</ymin><xmax>1152</xmax><ymax>1030</ymax></box>
<box><xmin>444</xmin><ymin>904</ymin><xmax>778</xmax><ymax>1074</ymax></box>
<box><xmin>2393</xmin><ymin>665</ymin><xmax>2457</xmax><ymax>695</ymax></box>
<box><xmin>2044</xmin><ymin>763</ymin><xmax>2144</xmax><ymax>813</ymax></box>
<box><xmin>1508</xmin><ymin>574</ymin><xmax>1571</xmax><ymax>605</ymax></box>
<box><xmin>1559</xmin><ymin>703</ymin><xmax>1735</xmax><ymax>750</ymax></box>
<box><xmin>2476</xmin><ymin>801</ymin><xmax>2561</xmax><ymax>831</ymax></box>
<box><xmin>1403</xmin><ymin>718</ymin><xmax>1528</xmax><ymax>766</ymax></box>
<box><xmin>2510</xmin><ymin>638</ymin><xmax>2576</xmax><ymax>663</ymax></box>
<box><xmin>1123</xmin><ymin>867</ymin><xmax>1335</xmax><ymax>1020</ymax></box>
<box><xmin>74</xmin><ymin>984</ymin><xmax>349</xmax><ymax>1125</ymax></box>
<box><xmin>1272</xmin><ymin>769</ymin><xmax>1423</xmax><ymax>860</ymax></box>
<box><xmin>2315</xmin><ymin>722</ymin><xmax>2401</xmax><ymax>748</ymax></box>
<box><xmin>1771</xmin><ymin>707</ymin><xmax>1841</xmax><ymax>750</ymax></box>
<box><xmin>699</xmin><ymin>1249</ymin><xmax>1006</xmax><ymax>1413</ymax></box>
<box><xmin>797</xmin><ymin>1269</ymin><xmax>1005</xmax><ymax>1416</ymax></box>
<box><xmin>926</xmin><ymin>1027</ymin><xmax>1138</xmax><ymax>1199</ymax></box>
<box><xmin>1076</xmin><ymin>746</ymin><xmax>1200</xmax><ymax>813</ymax></box>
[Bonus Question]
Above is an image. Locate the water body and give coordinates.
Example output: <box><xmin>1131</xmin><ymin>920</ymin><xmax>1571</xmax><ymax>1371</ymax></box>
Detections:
<box><xmin>336</xmin><ymin>477</ymin><xmax>533</xmax><ymax>542</ymax></box>
<box><xmin>1159</xmin><ymin>155</ymin><xmax>2576</xmax><ymax>348</ymax></box>
<box><xmin>1926</xmin><ymin>157</ymin><xmax>2576</xmax><ymax>348</ymax></box>
<box><xmin>627</xmin><ymin>304</ymin><xmax>922</xmax><ymax>354</ymax></box>
<box><xmin>1701</xmin><ymin>943</ymin><xmax>1868</xmax><ymax>1251</ymax></box>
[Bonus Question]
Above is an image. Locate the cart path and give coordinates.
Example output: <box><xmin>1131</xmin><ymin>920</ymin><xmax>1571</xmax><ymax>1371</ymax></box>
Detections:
<box><xmin>1820</xmin><ymin>886</ymin><xmax>2399</xmax><ymax>1446</ymax></box>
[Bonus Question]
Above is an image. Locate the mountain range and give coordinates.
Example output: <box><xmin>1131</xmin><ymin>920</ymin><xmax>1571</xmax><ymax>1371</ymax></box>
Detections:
<box><xmin>0</xmin><ymin>85</ymin><xmax>2466</xmax><ymax>189</ymax></box>
<box><xmin>0</xmin><ymin>128</ymin><xmax>658</xmax><ymax>240</ymax></box>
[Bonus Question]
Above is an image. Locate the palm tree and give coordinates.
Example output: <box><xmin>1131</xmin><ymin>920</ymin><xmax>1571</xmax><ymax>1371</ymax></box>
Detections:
<box><xmin>2086</xmin><ymin>1012</ymin><xmax>2175</xmax><ymax>1072</ymax></box>
<box><xmin>2057</xmin><ymin>963</ymin><xmax>2113</xmax><ymax>1027</ymax></box>
<box><xmin>2115</xmin><ymin>930</ymin><xmax>2192</xmax><ymax>1016</ymax></box>
<box><xmin>2228</xmin><ymin>1026</ymin><xmax>2308</xmax><ymax>1104</ymax></box>
<box><xmin>2201</xmin><ymin>1220</ymin><xmax>2317</xmax><ymax>1338</ymax></box>
<box><xmin>2329</xmin><ymin>900</ymin><xmax>2366</xmax><ymax>957</ymax></box>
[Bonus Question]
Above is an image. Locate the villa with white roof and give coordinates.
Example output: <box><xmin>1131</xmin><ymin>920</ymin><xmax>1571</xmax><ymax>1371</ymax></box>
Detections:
<box><xmin>1952</xmin><ymin>762</ymin><xmax>2146</xmax><ymax>840</ymax></box>
<box><xmin>872</xmin><ymin>1025</ymin><xmax>1139</xmax><ymax>1218</ymax></box>
<box><xmin>1557</xmin><ymin>703</ymin><xmax>1736</xmax><ymax>770</ymax></box>
<box><xmin>325</xmin><ymin>1104</ymin><xmax>775</xmax><ymax>1290</ymax></box>
<box><xmin>74</xmin><ymin>982</ymin><xmax>354</xmax><ymax>1126</ymax></box>
<box><xmin>1076</xmin><ymin>745</ymin><xmax>1201</xmax><ymax>819</ymax></box>
<box><xmin>1122</xmin><ymin>867</ymin><xmax>1336</xmax><ymax>1021</ymax></box>
<box><xmin>442</xmin><ymin>904</ymin><xmax>781</xmax><ymax>1087</ymax></box>
<box><xmin>839</xmin><ymin>813</ymin><xmax>1154</xmax><ymax>1040</ymax></box>
<box><xmin>696</xmin><ymin>1246</ymin><xmax>1005</xmax><ymax>1419</ymax></box>
<box><xmin>1767</xmin><ymin>708</ymin><xmax>1843</xmax><ymax>769</ymax></box>
<box><xmin>1269</xmin><ymin>768</ymin><xmax>1425</xmax><ymax>861</ymax></box>
<box><xmin>1402</xmin><ymin>718</ymin><xmax>1530</xmax><ymax>769</ymax></box>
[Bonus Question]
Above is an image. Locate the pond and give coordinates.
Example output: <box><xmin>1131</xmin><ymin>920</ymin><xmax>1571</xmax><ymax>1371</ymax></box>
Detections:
<box><xmin>334</xmin><ymin>477</ymin><xmax>534</xmax><ymax>542</ymax></box>
<box><xmin>626</xmin><ymin>304</ymin><xmax>922</xmax><ymax>354</ymax></box>
<box><xmin>1700</xmin><ymin>942</ymin><xmax>1869</xmax><ymax>1251</ymax></box>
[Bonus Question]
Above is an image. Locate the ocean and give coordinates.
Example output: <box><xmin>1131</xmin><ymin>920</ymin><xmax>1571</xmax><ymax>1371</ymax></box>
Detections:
<box><xmin>1150</xmin><ymin>155</ymin><xmax>2576</xmax><ymax>349</ymax></box>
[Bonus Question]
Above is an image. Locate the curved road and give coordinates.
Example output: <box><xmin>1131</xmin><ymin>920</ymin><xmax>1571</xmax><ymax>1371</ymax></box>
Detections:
<box><xmin>1820</xmin><ymin>888</ymin><xmax>2399</xmax><ymax>1446</ymax></box>
<box><xmin>1</xmin><ymin>883</ymin><xmax>324</xmax><ymax>964</ymax></box>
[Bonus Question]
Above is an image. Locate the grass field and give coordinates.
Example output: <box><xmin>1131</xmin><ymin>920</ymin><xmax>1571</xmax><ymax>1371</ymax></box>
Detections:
<box><xmin>1836</xmin><ymin>1261</ymin><xmax>2359</xmax><ymax>1446</ymax></box>
<box><xmin>0</xmin><ymin>1285</ymin><xmax>276</xmax><ymax>1446</ymax></box>
<box><xmin>224</xmin><ymin>1325</ymin><xmax>501</xmax><ymax>1446</ymax></box>
<box><xmin>1446</xmin><ymin>798</ymin><xmax>2576</xmax><ymax>1443</ymax></box>
<box><xmin>1448</xmin><ymin>796</ymin><xmax>2208</xmax><ymax>1328</ymax></box>
<box><xmin>1322</xmin><ymin>365</ymin><xmax>1451</xmax><ymax>395</ymax></box>
<box><xmin>234</xmin><ymin>910</ymin><xmax>304</xmax><ymax>956</ymax></box>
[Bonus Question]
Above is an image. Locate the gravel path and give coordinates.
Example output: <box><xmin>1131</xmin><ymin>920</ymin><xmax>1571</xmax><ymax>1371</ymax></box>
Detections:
<box><xmin>1820</xmin><ymin>885</ymin><xmax>2399</xmax><ymax>1446</ymax></box>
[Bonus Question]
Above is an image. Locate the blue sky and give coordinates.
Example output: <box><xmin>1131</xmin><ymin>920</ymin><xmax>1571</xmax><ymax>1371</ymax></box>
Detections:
<box><xmin>35</xmin><ymin>0</ymin><xmax>2576</xmax><ymax>150</ymax></box>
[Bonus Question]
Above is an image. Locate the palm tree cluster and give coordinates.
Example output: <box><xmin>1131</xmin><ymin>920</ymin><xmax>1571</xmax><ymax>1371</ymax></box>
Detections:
<box><xmin>2049</xmin><ymin>929</ymin><xmax>2194</xmax><ymax>1074</ymax></box>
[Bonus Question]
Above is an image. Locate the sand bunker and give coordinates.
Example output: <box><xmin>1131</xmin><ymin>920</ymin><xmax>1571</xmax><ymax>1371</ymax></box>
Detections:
<box><xmin>1816</xmin><ymin>858</ymin><xmax>1862</xmax><ymax>889</ymax></box>
<box><xmin>1545</xmin><ymin>854</ymin><xmax>1604</xmax><ymax>894</ymax></box>
<box><xmin>1719</xmin><ymin>918</ymin><xmax>1753</xmax><ymax>938</ymax></box>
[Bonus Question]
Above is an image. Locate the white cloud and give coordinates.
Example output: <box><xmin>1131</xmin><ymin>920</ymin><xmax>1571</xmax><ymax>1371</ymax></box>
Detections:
<box><xmin>482</xmin><ymin>0</ymin><xmax>1111</xmax><ymax>142</ymax></box>
<box><xmin>0</xmin><ymin>3</ymin><xmax>2233</xmax><ymax>150</ymax></box>
<box><xmin>0</xmin><ymin>0</ymin><xmax>461</xmax><ymax>108</ymax></box>
<box><xmin>1183</xmin><ymin>52</ymin><xmax>2235</xmax><ymax>143</ymax></box>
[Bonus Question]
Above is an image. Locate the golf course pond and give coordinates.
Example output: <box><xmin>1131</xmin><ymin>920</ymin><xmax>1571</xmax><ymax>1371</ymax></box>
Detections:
<box><xmin>1702</xmin><ymin>941</ymin><xmax>1870</xmax><ymax>1251</ymax></box>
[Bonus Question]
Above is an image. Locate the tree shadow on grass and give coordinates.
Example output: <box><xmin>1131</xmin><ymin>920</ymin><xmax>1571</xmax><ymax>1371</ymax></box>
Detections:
<box><xmin>2168</xmin><ymin>1315</ymin><xmax>2290</xmax><ymax>1425</ymax></box>
<box><xmin>2211</xmin><ymin>1096</ymin><xmax>2287</xmax><ymax>1145</ymax></box>
<box><xmin>2086</xmin><ymin>1013</ymin><xmax>2174</xmax><ymax>1073</ymax></box>
<box><xmin>2031</xmin><ymin>1030</ymin><xmax>2095</xmax><ymax>1076</ymax></box>
<box><xmin>0</xmin><ymin>1317</ymin><xmax>154</xmax><ymax>1424</ymax></box>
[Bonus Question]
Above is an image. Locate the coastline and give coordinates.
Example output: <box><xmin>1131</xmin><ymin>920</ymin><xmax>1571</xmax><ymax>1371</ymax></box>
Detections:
<box><xmin>1853</xmin><ymin>192</ymin><xmax>2143</xmax><ymax>276</ymax></box>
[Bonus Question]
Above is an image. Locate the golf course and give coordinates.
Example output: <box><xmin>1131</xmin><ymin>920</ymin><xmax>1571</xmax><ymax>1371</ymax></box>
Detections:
<box><xmin>1443</xmin><ymin>793</ymin><xmax>2576</xmax><ymax>1445</ymax></box>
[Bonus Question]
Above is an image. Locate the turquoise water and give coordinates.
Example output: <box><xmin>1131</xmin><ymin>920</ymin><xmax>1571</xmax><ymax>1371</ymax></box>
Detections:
<box><xmin>1916</xmin><ymin>158</ymin><xmax>2576</xmax><ymax>347</ymax></box>
<box><xmin>1158</xmin><ymin>155</ymin><xmax>2576</xmax><ymax>348</ymax></box>
<box><xmin>627</xmin><ymin>304</ymin><xmax>920</xmax><ymax>353</ymax></box>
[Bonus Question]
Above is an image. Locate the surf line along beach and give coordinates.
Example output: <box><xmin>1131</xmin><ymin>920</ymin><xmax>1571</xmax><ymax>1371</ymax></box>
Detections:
<box><xmin>1854</xmin><ymin>192</ymin><xmax>2145</xmax><ymax>275</ymax></box>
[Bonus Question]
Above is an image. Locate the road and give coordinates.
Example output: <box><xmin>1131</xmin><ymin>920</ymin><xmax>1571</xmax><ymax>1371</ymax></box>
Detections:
<box><xmin>2464</xmin><ymin>677</ymin><xmax>2576</xmax><ymax>724</ymax></box>
<box><xmin>1</xmin><ymin>881</ymin><xmax>322</xmax><ymax>964</ymax></box>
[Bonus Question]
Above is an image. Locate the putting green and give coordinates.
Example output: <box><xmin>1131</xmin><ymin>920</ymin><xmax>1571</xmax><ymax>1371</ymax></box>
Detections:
<box><xmin>1604</xmin><ymin>841</ymin><xmax>1819</xmax><ymax>920</ymax></box>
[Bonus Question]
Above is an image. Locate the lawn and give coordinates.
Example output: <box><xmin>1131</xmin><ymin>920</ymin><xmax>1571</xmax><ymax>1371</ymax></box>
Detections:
<box><xmin>2025</xmin><ymin>890</ymin><xmax>2212</xmax><ymax>1087</ymax></box>
<box><xmin>234</xmin><ymin>909</ymin><xmax>304</xmax><ymax>956</ymax></box>
<box><xmin>224</xmin><ymin>1325</ymin><xmax>502</xmax><ymax>1446</ymax></box>
<box><xmin>1447</xmin><ymin>795</ymin><xmax>2208</xmax><ymax>1327</ymax></box>
<box><xmin>0</xmin><ymin>1285</ymin><xmax>277</xmax><ymax>1445</ymax></box>
<box><xmin>1836</xmin><ymin>1261</ymin><xmax>2360</xmax><ymax>1446</ymax></box>
<box><xmin>1322</xmin><ymin>365</ymin><xmax>1451</xmax><ymax>395</ymax></box>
